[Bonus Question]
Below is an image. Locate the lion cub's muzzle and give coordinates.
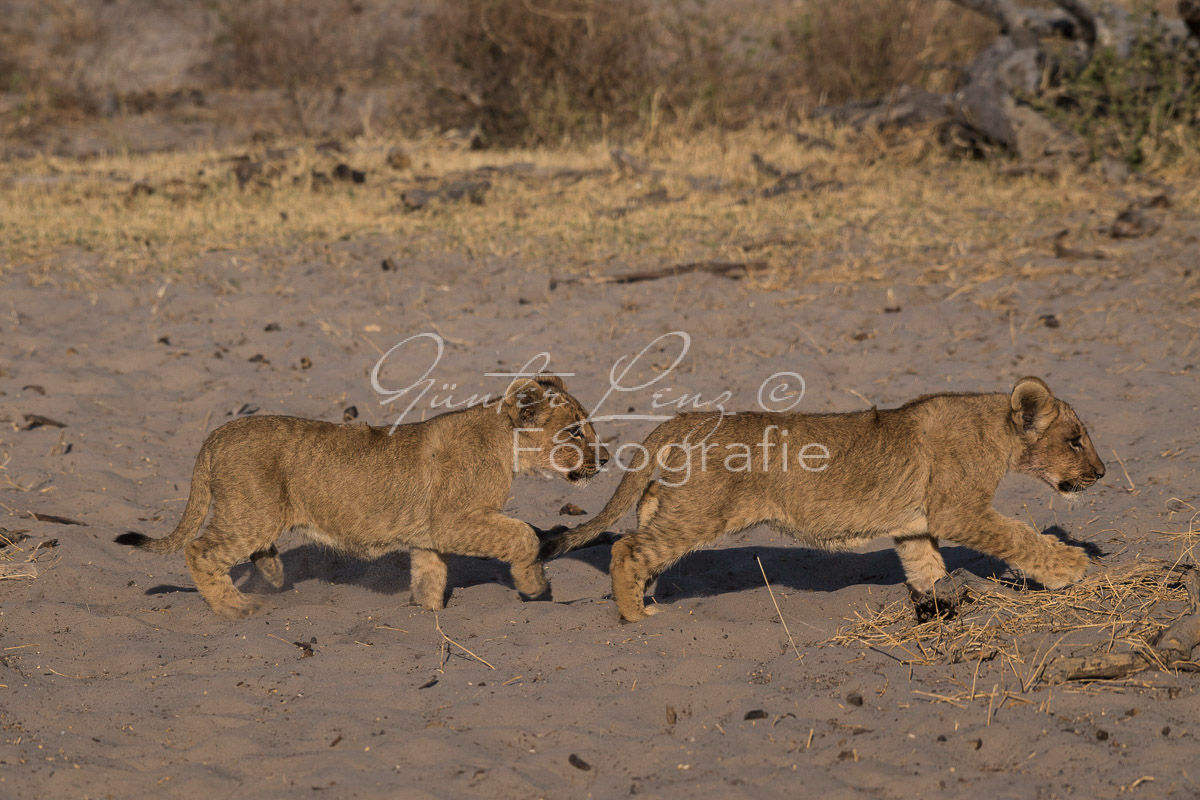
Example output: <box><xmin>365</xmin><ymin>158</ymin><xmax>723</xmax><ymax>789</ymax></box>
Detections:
<box><xmin>567</xmin><ymin>452</ymin><xmax>608</xmax><ymax>484</ymax></box>
<box><xmin>1058</xmin><ymin>465</ymin><xmax>1105</xmax><ymax>494</ymax></box>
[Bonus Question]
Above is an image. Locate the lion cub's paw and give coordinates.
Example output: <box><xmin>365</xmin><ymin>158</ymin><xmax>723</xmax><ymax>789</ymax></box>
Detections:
<box><xmin>518</xmin><ymin>585</ymin><xmax>553</xmax><ymax>603</ymax></box>
<box><xmin>411</xmin><ymin>593</ymin><xmax>446</xmax><ymax>612</ymax></box>
<box><xmin>617</xmin><ymin>604</ymin><xmax>660</xmax><ymax>624</ymax></box>
<box><xmin>1031</xmin><ymin>539</ymin><xmax>1089</xmax><ymax>590</ymax></box>
<box><xmin>215</xmin><ymin>596</ymin><xmax>264</xmax><ymax>619</ymax></box>
<box><xmin>909</xmin><ymin>587</ymin><xmax>959</xmax><ymax>624</ymax></box>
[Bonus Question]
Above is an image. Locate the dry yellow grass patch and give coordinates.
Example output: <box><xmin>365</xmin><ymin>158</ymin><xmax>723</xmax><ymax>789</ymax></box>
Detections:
<box><xmin>2</xmin><ymin>124</ymin><xmax>1197</xmax><ymax>286</ymax></box>
<box><xmin>830</xmin><ymin>553</ymin><xmax>1198</xmax><ymax>692</ymax></box>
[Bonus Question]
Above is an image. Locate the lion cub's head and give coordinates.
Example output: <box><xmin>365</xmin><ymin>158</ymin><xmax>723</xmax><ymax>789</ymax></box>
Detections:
<box><xmin>504</xmin><ymin>375</ymin><xmax>609</xmax><ymax>484</ymax></box>
<box><xmin>1010</xmin><ymin>376</ymin><xmax>1105</xmax><ymax>496</ymax></box>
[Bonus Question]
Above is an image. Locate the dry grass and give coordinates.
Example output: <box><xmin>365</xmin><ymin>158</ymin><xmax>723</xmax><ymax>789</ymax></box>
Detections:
<box><xmin>829</xmin><ymin>555</ymin><xmax>1198</xmax><ymax>691</ymax></box>
<box><xmin>3</xmin><ymin>124</ymin><xmax>1198</xmax><ymax>286</ymax></box>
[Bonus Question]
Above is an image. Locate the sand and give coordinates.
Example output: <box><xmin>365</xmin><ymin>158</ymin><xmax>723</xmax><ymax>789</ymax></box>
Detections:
<box><xmin>2</xmin><ymin>227</ymin><xmax>1199</xmax><ymax>798</ymax></box>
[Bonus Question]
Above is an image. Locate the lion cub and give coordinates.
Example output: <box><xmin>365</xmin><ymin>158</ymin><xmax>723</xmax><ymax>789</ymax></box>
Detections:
<box><xmin>118</xmin><ymin>376</ymin><xmax>608</xmax><ymax>618</ymax></box>
<box><xmin>540</xmin><ymin>377</ymin><xmax>1104</xmax><ymax>622</ymax></box>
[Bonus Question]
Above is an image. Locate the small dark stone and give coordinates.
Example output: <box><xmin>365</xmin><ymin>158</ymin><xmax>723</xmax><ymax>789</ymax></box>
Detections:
<box><xmin>936</xmin><ymin>734</ymin><xmax>947</xmax><ymax>742</ymax></box>
<box><xmin>744</xmin><ymin>709</ymin><xmax>768</xmax><ymax>720</ymax></box>
<box><xmin>1096</xmin><ymin>729</ymin><xmax>1109</xmax><ymax>741</ymax></box>
<box><xmin>237</xmin><ymin>404</ymin><xmax>259</xmax><ymax>416</ymax></box>
<box><xmin>248</xmin><ymin>353</ymin><xmax>267</xmax><ymax>363</ymax></box>
<box><xmin>971</xmin><ymin>738</ymin><xmax>983</xmax><ymax>750</ymax></box>
<box><xmin>1039</xmin><ymin>314</ymin><xmax>1060</xmax><ymax>329</ymax></box>
<box><xmin>264</xmin><ymin>323</ymin><xmax>281</xmax><ymax>332</ymax></box>
<box><xmin>381</xmin><ymin>257</ymin><xmax>397</xmax><ymax>272</ymax></box>
<box><xmin>157</xmin><ymin>336</ymin><xmax>171</xmax><ymax>345</ymax></box>
<box><xmin>1162</xmin><ymin>726</ymin><xmax>1171</xmax><ymax>736</ymax></box>
<box><xmin>883</xmin><ymin>306</ymin><xmax>902</xmax><ymax>314</ymax></box>
<box><xmin>300</xmin><ymin>357</ymin><xmax>313</xmax><ymax>370</ymax></box>
<box><xmin>666</xmin><ymin>704</ymin><xmax>677</xmax><ymax>726</ymax></box>
<box><xmin>559</xmin><ymin>503</ymin><xmax>587</xmax><ymax>516</ymax></box>
<box><xmin>846</xmin><ymin>692</ymin><xmax>864</xmax><ymax>707</ymax></box>
<box><xmin>568</xmin><ymin>754</ymin><xmax>591</xmax><ymax>771</ymax></box>
<box><xmin>418</xmin><ymin>677</ymin><xmax>438</xmax><ymax>689</ymax></box>
<box><xmin>343</xmin><ymin>406</ymin><xmax>359</xmax><ymax>422</ymax></box>
<box><xmin>22</xmin><ymin>385</ymin><xmax>46</xmax><ymax>395</ymax></box>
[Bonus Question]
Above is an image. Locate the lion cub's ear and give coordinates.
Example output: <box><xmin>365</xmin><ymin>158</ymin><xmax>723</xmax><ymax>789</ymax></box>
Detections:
<box><xmin>1010</xmin><ymin>376</ymin><xmax>1056</xmax><ymax>435</ymax></box>
<box><xmin>534</xmin><ymin>373</ymin><xmax>567</xmax><ymax>392</ymax></box>
<box><xmin>503</xmin><ymin>377</ymin><xmax>556</xmax><ymax>428</ymax></box>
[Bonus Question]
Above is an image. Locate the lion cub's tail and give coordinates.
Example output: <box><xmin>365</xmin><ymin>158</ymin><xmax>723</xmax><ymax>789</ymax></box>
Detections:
<box><xmin>115</xmin><ymin>446</ymin><xmax>213</xmax><ymax>555</ymax></box>
<box><xmin>539</xmin><ymin>421</ymin><xmax>679</xmax><ymax>560</ymax></box>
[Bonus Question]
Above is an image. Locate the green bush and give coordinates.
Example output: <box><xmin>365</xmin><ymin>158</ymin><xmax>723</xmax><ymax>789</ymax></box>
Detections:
<box><xmin>1036</xmin><ymin>11</ymin><xmax>1200</xmax><ymax>167</ymax></box>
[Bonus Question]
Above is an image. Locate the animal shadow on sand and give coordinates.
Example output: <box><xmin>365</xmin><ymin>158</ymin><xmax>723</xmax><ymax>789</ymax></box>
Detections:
<box><xmin>141</xmin><ymin>526</ymin><xmax>1102</xmax><ymax>603</ymax></box>
<box><xmin>556</xmin><ymin>524</ymin><xmax>1104</xmax><ymax>605</ymax></box>
<box><xmin>143</xmin><ymin>543</ymin><xmax>516</xmax><ymax>599</ymax></box>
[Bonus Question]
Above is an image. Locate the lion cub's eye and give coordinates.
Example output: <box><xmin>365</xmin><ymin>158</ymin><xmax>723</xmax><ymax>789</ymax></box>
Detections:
<box><xmin>566</xmin><ymin>423</ymin><xmax>584</xmax><ymax>440</ymax></box>
<box><xmin>1068</xmin><ymin>436</ymin><xmax>1083</xmax><ymax>451</ymax></box>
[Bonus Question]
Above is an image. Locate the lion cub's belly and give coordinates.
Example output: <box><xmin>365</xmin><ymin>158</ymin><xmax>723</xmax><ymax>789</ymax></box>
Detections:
<box><xmin>764</xmin><ymin>506</ymin><xmax>927</xmax><ymax>549</ymax></box>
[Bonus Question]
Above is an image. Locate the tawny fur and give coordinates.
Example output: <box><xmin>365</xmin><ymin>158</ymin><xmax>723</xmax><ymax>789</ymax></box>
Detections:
<box><xmin>117</xmin><ymin>376</ymin><xmax>608</xmax><ymax>618</ymax></box>
<box><xmin>540</xmin><ymin>377</ymin><xmax>1105</xmax><ymax>623</ymax></box>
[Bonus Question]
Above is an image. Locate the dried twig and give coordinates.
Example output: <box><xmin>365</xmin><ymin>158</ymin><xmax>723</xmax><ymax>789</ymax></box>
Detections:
<box><xmin>756</xmin><ymin>556</ymin><xmax>803</xmax><ymax>660</ymax></box>
<box><xmin>435</xmin><ymin>614</ymin><xmax>496</xmax><ymax>670</ymax></box>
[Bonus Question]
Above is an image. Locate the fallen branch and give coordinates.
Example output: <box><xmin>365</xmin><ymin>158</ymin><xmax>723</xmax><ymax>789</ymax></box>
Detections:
<box><xmin>1043</xmin><ymin>566</ymin><xmax>1200</xmax><ymax>683</ymax></box>
<box><xmin>551</xmin><ymin>260</ymin><xmax>768</xmax><ymax>289</ymax></box>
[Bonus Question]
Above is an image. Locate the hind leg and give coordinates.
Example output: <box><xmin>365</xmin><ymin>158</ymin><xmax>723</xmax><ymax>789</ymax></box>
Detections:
<box><xmin>611</xmin><ymin>515</ymin><xmax>727</xmax><ymax>623</ymax></box>
<box><xmin>185</xmin><ymin>526</ymin><xmax>264</xmax><ymax>618</ymax></box>
<box><xmin>410</xmin><ymin>548</ymin><xmax>449</xmax><ymax>610</ymax></box>
<box><xmin>250</xmin><ymin>544</ymin><xmax>285</xmax><ymax>589</ymax></box>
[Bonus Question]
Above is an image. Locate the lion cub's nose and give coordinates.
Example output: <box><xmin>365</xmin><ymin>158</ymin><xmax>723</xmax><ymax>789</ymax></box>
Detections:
<box><xmin>1094</xmin><ymin>464</ymin><xmax>1106</xmax><ymax>480</ymax></box>
<box><xmin>599</xmin><ymin>456</ymin><xmax>610</xmax><ymax>467</ymax></box>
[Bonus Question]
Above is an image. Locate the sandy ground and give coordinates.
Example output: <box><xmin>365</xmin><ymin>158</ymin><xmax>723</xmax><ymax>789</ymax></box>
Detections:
<box><xmin>1</xmin><ymin>225</ymin><xmax>1199</xmax><ymax>798</ymax></box>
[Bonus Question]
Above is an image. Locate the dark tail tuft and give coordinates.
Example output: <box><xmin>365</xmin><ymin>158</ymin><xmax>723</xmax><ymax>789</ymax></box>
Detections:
<box><xmin>115</xmin><ymin>531</ymin><xmax>151</xmax><ymax>547</ymax></box>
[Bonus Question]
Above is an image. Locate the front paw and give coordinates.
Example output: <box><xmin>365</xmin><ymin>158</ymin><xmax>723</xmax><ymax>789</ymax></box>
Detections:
<box><xmin>1030</xmin><ymin>539</ymin><xmax>1088</xmax><ymax>590</ymax></box>
<box><xmin>908</xmin><ymin>583</ymin><xmax>960</xmax><ymax>623</ymax></box>
<box><xmin>519</xmin><ymin>585</ymin><xmax>553</xmax><ymax>603</ymax></box>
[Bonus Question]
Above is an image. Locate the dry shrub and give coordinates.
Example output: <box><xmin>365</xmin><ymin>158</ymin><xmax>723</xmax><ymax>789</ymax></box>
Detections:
<box><xmin>410</xmin><ymin>0</ymin><xmax>997</xmax><ymax>145</ymax></box>
<box><xmin>413</xmin><ymin>0</ymin><xmax>665</xmax><ymax>145</ymax></box>
<box><xmin>207</xmin><ymin>0</ymin><xmax>415</xmax><ymax>90</ymax></box>
<box><xmin>773</xmin><ymin>0</ymin><xmax>997</xmax><ymax>105</ymax></box>
<box><xmin>1</xmin><ymin>0</ymin><xmax>999</xmax><ymax>145</ymax></box>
